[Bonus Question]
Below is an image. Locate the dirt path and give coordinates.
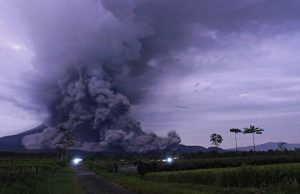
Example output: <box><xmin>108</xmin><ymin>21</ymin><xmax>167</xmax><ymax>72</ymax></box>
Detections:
<box><xmin>74</xmin><ymin>165</ymin><xmax>135</xmax><ymax>194</ymax></box>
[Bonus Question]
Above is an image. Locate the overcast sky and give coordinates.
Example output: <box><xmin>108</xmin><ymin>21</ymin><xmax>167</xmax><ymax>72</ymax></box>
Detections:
<box><xmin>0</xmin><ymin>0</ymin><xmax>300</xmax><ymax>148</ymax></box>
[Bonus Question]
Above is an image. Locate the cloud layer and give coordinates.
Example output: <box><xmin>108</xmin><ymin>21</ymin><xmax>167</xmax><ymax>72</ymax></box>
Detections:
<box><xmin>0</xmin><ymin>0</ymin><xmax>299</xmax><ymax>148</ymax></box>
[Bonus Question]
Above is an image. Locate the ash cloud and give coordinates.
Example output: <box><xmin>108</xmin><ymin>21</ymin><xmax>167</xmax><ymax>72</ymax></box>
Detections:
<box><xmin>23</xmin><ymin>66</ymin><xmax>181</xmax><ymax>152</ymax></box>
<box><xmin>4</xmin><ymin>0</ymin><xmax>299</xmax><ymax>150</ymax></box>
<box><xmin>18</xmin><ymin>0</ymin><xmax>182</xmax><ymax>152</ymax></box>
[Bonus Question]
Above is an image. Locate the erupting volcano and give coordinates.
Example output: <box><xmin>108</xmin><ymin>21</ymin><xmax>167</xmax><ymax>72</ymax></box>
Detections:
<box><xmin>10</xmin><ymin>0</ymin><xmax>184</xmax><ymax>152</ymax></box>
<box><xmin>23</xmin><ymin>66</ymin><xmax>180</xmax><ymax>152</ymax></box>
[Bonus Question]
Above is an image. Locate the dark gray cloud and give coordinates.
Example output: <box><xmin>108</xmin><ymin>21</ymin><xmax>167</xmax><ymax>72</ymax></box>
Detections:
<box><xmin>0</xmin><ymin>0</ymin><xmax>300</xmax><ymax>149</ymax></box>
<box><xmin>8</xmin><ymin>0</ymin><xmax>182</xmax><ymax>152</ymax></box>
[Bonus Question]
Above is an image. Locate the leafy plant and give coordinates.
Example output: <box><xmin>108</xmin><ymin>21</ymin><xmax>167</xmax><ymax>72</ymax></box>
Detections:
<box><xmin>210</xmin><ymin>133</ymin><xmax>223</xmax><ymax>148</ymax></box>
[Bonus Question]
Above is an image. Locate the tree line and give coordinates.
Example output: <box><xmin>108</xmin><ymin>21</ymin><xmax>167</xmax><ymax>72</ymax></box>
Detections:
<box><xmin>210</xmin><ymin>125</ymin><xmax>264</xmax><ymax>151</ymax></box>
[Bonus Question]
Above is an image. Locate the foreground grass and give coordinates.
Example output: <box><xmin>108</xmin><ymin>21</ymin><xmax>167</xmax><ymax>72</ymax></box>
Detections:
<box><xmin>154</xmin><ymin>154</ymin><xmax>300</xmax><ymax>172</ymax></box>
<box><xmin>1</xmin><ymin>167</ymin><xmax>83</xmax><ymax>194</ymax></box>
<box><xmin>96</xmin><ymin>172</ymin><xmax>300</xmax><ymax>194</ymax></box>
<box><xmin>100</xmin><ymin>172</ymin><xmax>207</xmax><ymax>194</ymax></box>
<box><xmin>89</xmin><ymin>162</ymin><xmax>300</xmax><ymax>194</ymax></box>
<box><xmin>96</xmin><ymin>172</ymin><xmax>266</xmax><ymax>194</ymax></box>
<box><xmin>40</xmin><ymin>167</ymin><xmax>83</xmax><ymax>194</ymax></box>
<box><xmin>145</xmin><ymin>163</ymin><xmax>300</xmax><ymax>187</ymax></box>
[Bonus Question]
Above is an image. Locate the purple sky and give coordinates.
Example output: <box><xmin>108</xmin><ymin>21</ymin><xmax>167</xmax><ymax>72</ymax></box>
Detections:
<box><xmin>0</xmin><ymin>0</ymin><xmax>300</xmax><ymax>148</ymax></box>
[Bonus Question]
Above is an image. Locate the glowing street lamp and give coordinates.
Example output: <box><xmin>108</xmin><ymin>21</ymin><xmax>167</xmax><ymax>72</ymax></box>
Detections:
<box><xmin>72</xmin><ymin>157</ymin><xmax>83</xmax><ymax>165</ymax></box>
<box><xmin>162</xmin><ymin>157</ymin><xmax>174</xmax><ymax>163</ymax></box>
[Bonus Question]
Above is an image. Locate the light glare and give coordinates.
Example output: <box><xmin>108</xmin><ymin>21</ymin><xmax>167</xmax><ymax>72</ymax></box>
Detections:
<box><xmin>162</xmin><ymin>157</ymin><xmax>174</xmax><ymax>163</ymax></box>
<box><xmin>72</xmin><ymin>157</ymin><xmax>82</xmax><ymax>165</ymax></box>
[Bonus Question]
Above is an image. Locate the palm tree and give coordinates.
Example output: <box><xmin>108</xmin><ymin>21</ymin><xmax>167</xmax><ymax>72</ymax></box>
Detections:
<box><xmin>243</xmin><ymin>125</ymin><xmax>264</xmax><ymax>152</ymax></box>
<box><xmin>210</xmin><ymin>133</ymin><xmax>223</xmax><ymax>148</ymax></box>
<box><xmin>230</xmin><ymin>128</ymin><xmax>242</xmax><ymax>152</ymax></box>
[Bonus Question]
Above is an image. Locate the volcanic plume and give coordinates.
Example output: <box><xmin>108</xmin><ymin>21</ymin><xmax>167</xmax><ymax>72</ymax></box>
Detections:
<box><xmin>23</xmin><ymin>66</ymin><xmax>180</xmax><ymax>152</ymax></box>
<box><xmin>19</xmin><ymin>0</ymin><xmax>182</xmax><ymax>152</ymax></box>
<box><xmin>1</xmin><ymin>0</ymin><xmax>300</xmax><ymax>149</ymax></box>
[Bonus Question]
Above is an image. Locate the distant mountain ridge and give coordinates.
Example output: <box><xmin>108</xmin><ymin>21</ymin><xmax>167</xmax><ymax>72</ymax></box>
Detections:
<box><xmin>173</xmin><ymin>144</ymin><xmax>207</xmax><ymax>153</ymax></box>
<box><xmin>0</xmin><ymin>127</ymin><xmax>299</xmax><ymax>153</ymax></box>
<box><xmin>231</xmin><ymin>142</ymin><xmax>300</xmax><ymax>152</ymax></box>
<box><xmin>0</xmin><ymin>128</ymin><xmax>210</xmax><ymax>153</ymax></box>
<box><xmin>0</xmin><ymin>125</ymin><xmax>45</xmax><ymax>152</ymax></box>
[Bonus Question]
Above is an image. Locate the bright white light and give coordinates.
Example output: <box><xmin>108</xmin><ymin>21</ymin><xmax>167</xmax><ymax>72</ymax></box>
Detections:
<box><xmin>162</xmin><ymin>157</ymin><xmax>173</xmax><ymax>163</ymax></box>
<box><xmin>72</xmin><ymin>157</ymin><xmax>83</xmax><ymax>165</ymax></box>
<box><xmin>167</xmin><ymin>157</ymin><xmax>173</xmax><ymax>163</ymax></box>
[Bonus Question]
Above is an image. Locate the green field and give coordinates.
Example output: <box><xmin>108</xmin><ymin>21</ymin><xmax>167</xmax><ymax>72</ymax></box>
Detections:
<box><xmin>90</xmin><ymin>164</ymin><xmax>300</xmax><ymax>194</ymax></box>
<box><xmin>144</xmin><ymin>163</ymin><xmax>300</xmax><ymax>187</ymax></box>
<box><xmin>0</xmin><ymin>158</ymin><xmax>83</xmax><ymax>194</ymax></box>
<box><xmin>87</xmin><ymin>153</ymin><xmax>300</xmax><ymax>194</ymax></box>
<box><xmin>154</xmin><ymin>154</ymin><xmax>300</xmax><ymax>171</ymax></box>
<box><xmin>1</xmin><ymin>151</ymin><xmax>300</xmax><ymax>193</ymax></box>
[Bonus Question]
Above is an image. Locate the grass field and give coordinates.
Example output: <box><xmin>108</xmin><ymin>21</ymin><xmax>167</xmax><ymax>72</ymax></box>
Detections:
<box><xmin>1</xmin><ymin>152</ymin><xmax>300</xmax><ymax>193</ymax></box>
<box><xmin>144</xmin><ymin>163</ymin><xmax>300</xmax><ymax>187</ymax></box>
<box><xmin>88</xmin><ymin>156</ymin><xmax>300</xmax><ymax>194</ymax></box>
<box><xmin>135</xmin><ymin>153</ymin><xmax>300</xmax><ymax>174</ymax></box>
<box><xmin>0</xmin><ymin>159</ymin><xmax>83</xmax><ymax>194</ymax></box>
<box><xmin>92</xmin><ymin>165</ymin><xmax>300</xmax><ymax>194</ymax></box>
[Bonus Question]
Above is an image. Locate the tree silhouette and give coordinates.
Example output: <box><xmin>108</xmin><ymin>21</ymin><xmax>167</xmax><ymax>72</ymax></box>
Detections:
<box><xmin>210</xmin><ymin>133</ymin><xmax>223</xmax><ymax>148</ymax></box>
<box><xmin>243</xmin><ymin>125</ymin><xmax>264</xmax><ymax>152</ymax></box>
<box><xmin>230</xmin><ymin>128</ymin><xmax>242</xmax><ymax>152</ymax></box>
<box><xmin>55</xmin><ymin>127</ymin><xmax>74</xmax><ymax>161</ymax></box>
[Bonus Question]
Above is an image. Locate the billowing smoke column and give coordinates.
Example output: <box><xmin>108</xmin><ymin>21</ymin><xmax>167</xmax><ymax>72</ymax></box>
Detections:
<box><xmin>3</xmin><ymin>0</ymin><xmax>299</xmax><ymax>151</ymax></box>
<box><xmin>19</xmin><ymin>0</ymin><xmax>184</xmax><ymax>152</ymax></box>
<box><xmin>23</xmin><ymin>66</ymin><xmax>180</xmax><ymax>152</ymax></box>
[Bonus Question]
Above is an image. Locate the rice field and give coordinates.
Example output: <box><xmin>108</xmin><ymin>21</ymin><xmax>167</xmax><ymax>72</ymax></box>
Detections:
<box><xmin>0</xmin><ymin>158</ymin><xmax>82</xmax><ymax>194</ymax></box>
<box><xmin>88</xmin><ymin>153</ymin><xmax>300</xmax><ymax>194</ymax></box>
<box><xmin>144</xmin><ymin>163</ymin><xmax>300</xmax><ymax>187</ymax></box>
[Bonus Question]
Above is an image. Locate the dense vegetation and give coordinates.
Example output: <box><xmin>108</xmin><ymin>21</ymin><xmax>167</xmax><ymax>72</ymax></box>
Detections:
<box><xmin>96</xmin><ymin>172</ymin><xmax>300</xmax><ymax>194</ymax></box>
<box><xmin>145</xmin><ymin>163</ymin><xmax>300</xmax><ymax>187</ymax></box>
<box><xmin>87</xmin><ymin>151</ymin><xmax>300</xmax><ymax>194</ymax></box>
<box><xmin>86</xmin><ymin>151</ymin><xmax>300</xmax><ymax>173</ymax></box>
<box><xmin>2</xmin><ymin>150</ymin><xmax>300</xmax><ymax>193</ymax></box>
<box><xmin>153</xmin><ymin>153</ymin><xmax>300</xmax><ymax>172</ymax></box>
<box><xmin>0</xmin><ymin>153</ymin><xmax>83</xmax><ymax>194</ymax></box>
